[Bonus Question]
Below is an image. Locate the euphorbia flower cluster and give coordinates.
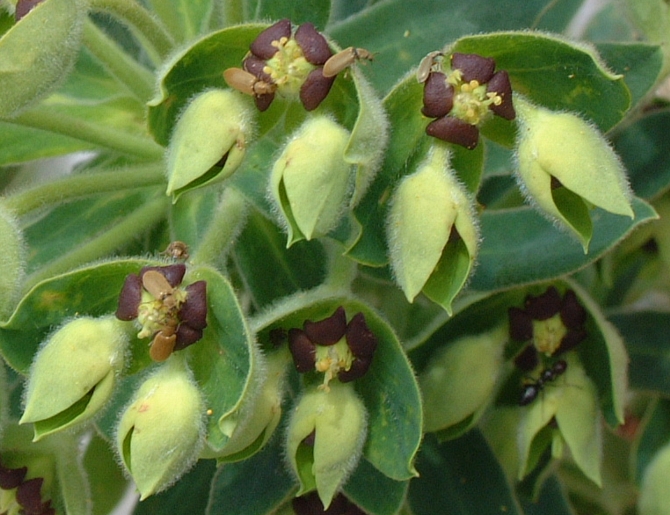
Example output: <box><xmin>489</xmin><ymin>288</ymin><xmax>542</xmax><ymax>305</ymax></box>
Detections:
<box><xmin>508</xmin><ymin>286</ymin><xmax>588</xmax><ymax>406</ymax></box>
<box><xmin>420</xmin><ymin>51</ymin><xmax>515</xmax><ymax>149</ymax></box>
<box><xmin>288</xmin><ymin>306</ymin><xmax>378</xmax><ymax>388</ymax></box>
<box><xmin>0</xmin><ymin>459</ymin><xmax>54</xmax><ymax>515</ymax></box>
<box><xmin>116</xmin><ymin>264</ymin><xmax>207</xmax><ymax>362</ymax></box>
<box><xmin>224</xmin><ymin>19</ymin><xmax>351</xmax><ymax>111</ymax></box>
<box><xmin>509</xmin><ymin>286</ymin><xmax>587</xmax><ymax>365</ymax></box>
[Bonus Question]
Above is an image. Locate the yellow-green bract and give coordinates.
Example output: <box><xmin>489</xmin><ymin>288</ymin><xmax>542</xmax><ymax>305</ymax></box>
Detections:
<box><xmin>514</xmin><ymin>95</ymin><xmax>634</xmax><ymax>251</ymax></box>
<box><xmin>21</xmin><ymin>316</ymin><xmax>128</xmax><ymax>440</ymax></box>
<box><xmin>269</xmin><ymin>116</ymin><xmax>352</xmax><ymax>245</ymax></box>
<box><xmin>116</xmin><ymin>356</ymin><xmax>206</xmax><ymax>499</ymax></box>
<box><xmin>285</xmin><ymin>381</ymin><xmax>367</xmax><ymax>509</ymax></box>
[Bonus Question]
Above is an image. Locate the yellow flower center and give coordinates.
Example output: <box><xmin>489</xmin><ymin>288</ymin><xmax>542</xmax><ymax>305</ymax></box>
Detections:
<box><xmin>136</xmin><ymin>288</ymin><xmax>187</xmax><ymax>339</ymax></box>
<box><xmin>532</xmin><ymin>314</ymin><xmax>568</xmax><ymax>356</ymax></box>
<box><xmin>314</xmin><ymin>339</ymin><xmax>354</xmax><ymax>391</ymax></box>
<box><xmin>446</xmin><ymin>71</ymin><xmax>502</xmax><ymax>125</ymax></box>
<box><xmin>263</xmin><ymin>37</ymin><xmax>316</xmax><ymax>96</ymax></box>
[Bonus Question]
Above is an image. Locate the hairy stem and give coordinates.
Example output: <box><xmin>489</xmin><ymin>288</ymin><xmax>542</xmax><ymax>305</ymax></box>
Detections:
<box><xmin>82</xmin><ymin>20</ymin><xmax>156</xmax><ymax>102</ymax></box>
<box><xmin>5</xmin><ymin>165</ymin><xmax>166</xmax><ymax>216</ymax></box>
<box><xmin>89</xmin><ymin>0</ymin><xmax>175</xmax><ymax>61</ymax></box>
<box><xmin>10</xmin><ymin>109</ymin><xmax>164</xmax><ymax>161</ymax></box>
<box><xmin>321</xmin><ymin>240</ymin><xmax>357</xmax><ymax>293</ymax></box>
<box><xmin>218</xmin><ymin>0</ymin><xmax>245</xmax><ymax>26</ymax></box>
<box><xmin>190</xmin><ymin>187</ymin><xmax>248</xmax><ymax>266</ymax></box>
<box><xmin>22</xmin><ymin>195</ymin><xmax>169</xmax><ymax>291</ymax></box>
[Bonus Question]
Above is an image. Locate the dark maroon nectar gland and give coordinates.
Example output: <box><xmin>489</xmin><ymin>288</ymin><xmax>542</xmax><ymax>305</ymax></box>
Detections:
<box><xmin>0</xmin><ymin>460</ymin><xmax>55</xmax><ymax>515</ymax></box>
<box><xmin>508</xmin><ymin>286</ymin><xmax>587</xmax><ymax>358</ymax></box>
<box><xmin>420</xmin><ymin>51</ymin><xmax>515</xmax><ymax>148</ymax></box>
<box><xmin>116</xmin><ymin>264</ymin><xmax>207</xmax><ymax>361</ymax></box>
<box><xmin>14</xmin><ymin>0</ymin><xmax>45</xmax><ymax>20</ymax></box>
<box><xmin>287</xmin><ymin>307</ymin><xmax>378</xmax><ymax>389</ymax></box>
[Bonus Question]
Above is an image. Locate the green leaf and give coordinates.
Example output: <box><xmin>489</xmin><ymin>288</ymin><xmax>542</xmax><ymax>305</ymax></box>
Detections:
<box><xmin>253</xmin><ymin>0</ymin><xmax>331</xmax><ymax>29</ymax></box>
<box><xmin>207</xmin><ymin>433</ymin><xmax>295</xmax><ymax>515</ymax></box>
<box><xmin>22</xmin><ymin>190</ymin><xmax>159</xmax><ymax>274</ymax></box>
<box><xmin>232</xmin><ymin>209</ymin><xmax>326</xmax><ymax>310</ymax></box>
<box><xmin>596</xmin><ymin>42</ymin><xmax>663</xmax><ymax>109</ymax></box>
<box><xmin>452</xmin><ymin>32</ymin><xmax>631</xmax><ymax>133</ymax></box>
<box><xmin>610</xmin><ymin>311</ymin><xmax>670</xmax><ymax>395</ymax></box>
<box><xmin>407</xmin><ymin>431</ymin><xmax>521</xmax><ymax>515</ymax></box>
<box><xmin>0</xmin><ymin>121</ymin><xmax>97</xmax><ymax>166</ymax></box>
<box><xmin>614</xmin><ymin>109</ymin><xmax>670</xmax><ymax>200</ymax></box>
<box><xmin>343</xmin><ymin>458</ymin><xmax>408</xmax><ymax>515</ymax></box>
<box><xmin>254</xmin><ymin>294</ymin><xmax>422</xmax><ymax>481</ymax></box>
<box><xmin>185</xmin><ymin>265</ymin><xmax>260</xmax><ymax>455</ymax></box>
<box><xmin>146</xmin><ymin>0</ymin><xmax>213</xmax><ymax>42</ymax></box>
<box><xmin>133</xmin><ymin>459</ymin><xmax>216</xmax><ymax>515</ymax></box>
<box><xmin>326</xmin><ymin>0</ymin><xmax>571</xmax><ymax>94</ymax></box>
<box><xmin>520</xmin><ymin>474</ymin><xmax>575</xmax><ymax>515</ymax></box>
<box><xmin>469</xmin><ymin>197</ymin><xmax>658</xmax><ymax>292</ymax></box>
<box><xmin>568</xmin><ymin>279</ymin><xmax>628</xmax><ymax>427</ymax></box>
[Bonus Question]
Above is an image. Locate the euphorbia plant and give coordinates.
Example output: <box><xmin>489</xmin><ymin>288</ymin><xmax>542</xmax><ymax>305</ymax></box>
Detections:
<box><xmin>1</xmin><ymin>0</ymin><xmax>670</xmax><ymax>514</ymax></box>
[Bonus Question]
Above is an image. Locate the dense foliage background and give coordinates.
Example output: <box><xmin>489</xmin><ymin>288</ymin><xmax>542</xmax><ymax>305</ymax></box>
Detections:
<box><xmin>1</xmin><ymin>0</ymin><xmax>670</xmax><ymax>514</ymax></box>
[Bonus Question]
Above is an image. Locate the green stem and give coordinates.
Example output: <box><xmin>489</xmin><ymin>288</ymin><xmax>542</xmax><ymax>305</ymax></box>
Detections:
<box><xmin>89</xmin><ymin>0</ymin><xmax>175</xmax><ymax>61</ymax></box>
<box><xmin>4</xmin><ymin>164</ymin><xmax>166</xmax><ymax>216</ymax></box>
<box><xmin>321</xmin><ymin>240</ymin><xmax>357</xmax><ymax>293</ymax></box>
<box><xmin>9</xmin><ymin>109</ymin><xmax>164</xmax><ymax>160</ymax></box>
<box><xmin>82</xmin><ymin>20</ymin><xmax>155</xmax><ymax>102</ymax></box>
<box><xmin>22</xmin><ymin>195</ymin><xmax>169</xmax><ymax>291</ymax></box>
<box><xmin>218</xmin><ymin>0</ymin><xmax>245</xmax><ymax>26</ymax></box>
<box><xmin>190</xmin><ymin>187</ymin><xmax>248</xmax><ymax>266</ymax></box>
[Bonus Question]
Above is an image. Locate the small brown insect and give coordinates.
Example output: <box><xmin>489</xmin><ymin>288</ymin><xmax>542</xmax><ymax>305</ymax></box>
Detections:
<box><xmin>163</xmin><ymin>241</ymin><xmax>189</xmax><ymax>261</ymax></box>
<box><xmin>322</xmin><ymin>47</ymin><xmax>374</xmax><ymax>78</ymax></box>
<box><xmin>416</xmin><ymin>51</ymin><xmax>443</xmax><ymax>83</ymax></box>
<box><xmin>142</xmin><ymin>270</ymin><xmax>178</xmax><ymax>309</ymax></box>
<box><xmin>149</xmin><ymin>328</ymin><xmax>177</xmax><ymax>362</ymax></box>
<box><xmin>223</xmin><ymin>67</ymin><xmax>277</xmax><ymax>96</ymax></box>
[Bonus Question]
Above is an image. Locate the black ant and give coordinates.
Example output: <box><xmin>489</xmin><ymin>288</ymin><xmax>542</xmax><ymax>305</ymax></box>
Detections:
<box><xmin>519</xmin><ymin>359</ymin><xmax>567</xmax><ymax>406</ymax></box>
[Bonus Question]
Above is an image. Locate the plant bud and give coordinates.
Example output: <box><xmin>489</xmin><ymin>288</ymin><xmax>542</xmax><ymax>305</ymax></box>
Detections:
<box><xmin>517</xmin><ymin>353</ymin><xmax>602</xmax><ymax>485</ymax></box>
<box><xmin>420</xmin><ymin>325</ymin><xmax>507</xmax><ymax>433</ymax></box>
<box><xmin>0</xmin><ymin>0</ymin><xmax>86</xmax><ymax>117</ymax></box>
<box><xmin>0</xmin><ymin>202</ymin><xmax>24</xmax><ymax>319</ymax></box>
<box><xmin>215</xmin><ymin>351</ymin><xmax>285</xmax><ymax>461</ymax></box>
<box><xmin>165</xmin><ymin>88</ymin><xmax>254</xmax><ymax>202</ymax></box>
<box><xmin>269</xmin><ymin>116</ymin><xmax>352</xmax><ymax>245</ymax></box>
<box><xmin>20</xmin><ymin>316</ymin><xmax>128</xmax><ymax>440</ymax></box>
<box><xmin>386</xmin><ymin>144</ymin><xmax>479</xmax><ymax>311</ymax></box>
<box><xmin>514</xmin><ymin>96</ymin><xmax>634</xmax><ymax>250</ymax></box>
<box><xmin>285</xmin><ymin>382</ymin><xmax>367</xmax><ymax>509</ymax></box>
<box><xmin>638</xmin><ymin>441</ymin><xmax>670</xmax><ymax>515</ymax></box>
<box><xmin>116</xmin><ymin>357</ymin><xmax>206</xmax><ymax>499</ymax></box>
